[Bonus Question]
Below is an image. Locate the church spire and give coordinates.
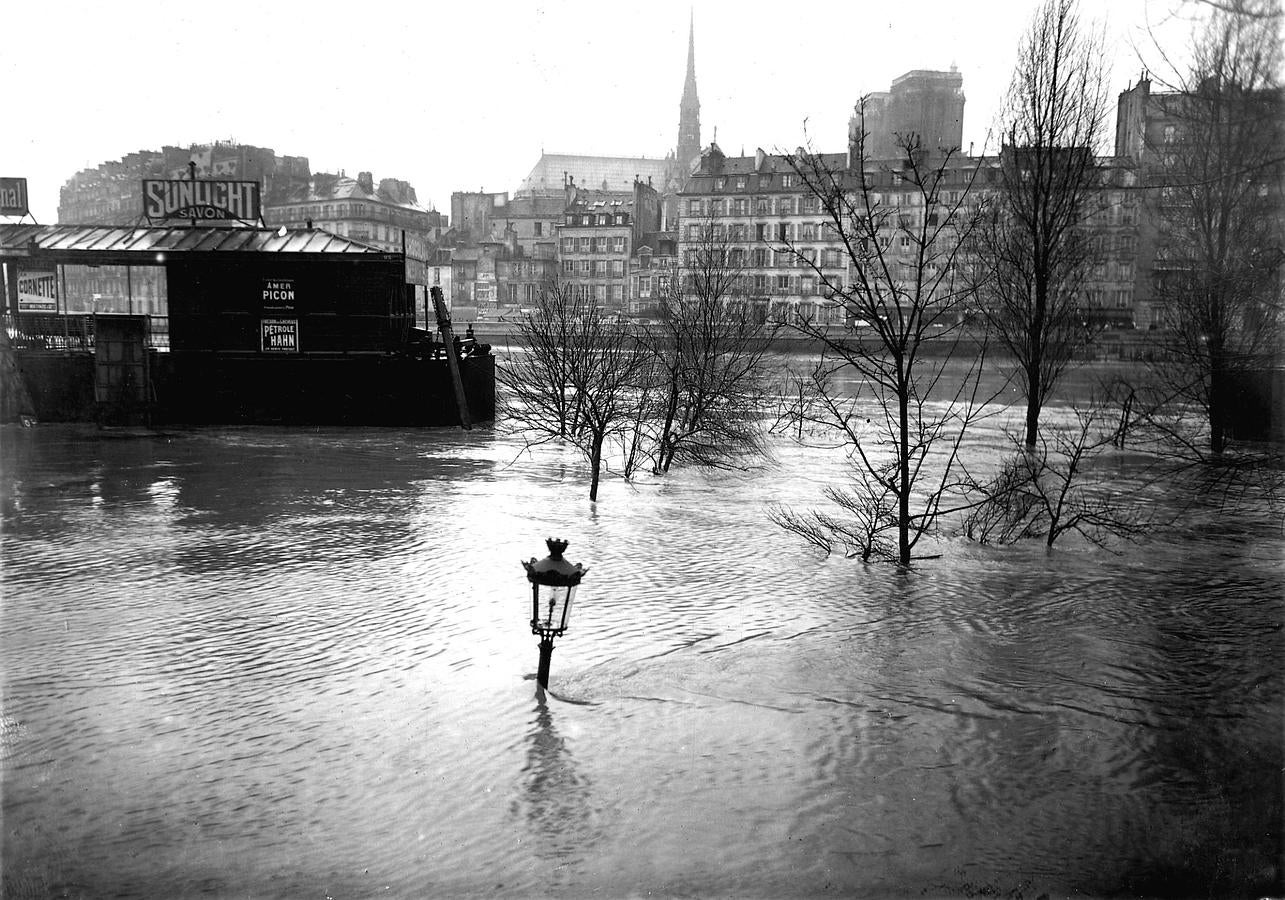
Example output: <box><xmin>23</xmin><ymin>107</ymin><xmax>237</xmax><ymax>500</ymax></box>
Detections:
<box><xmin>676</xmin><ymin>11</ymin><xmax>701</xmax><ymax>173</ymax></box>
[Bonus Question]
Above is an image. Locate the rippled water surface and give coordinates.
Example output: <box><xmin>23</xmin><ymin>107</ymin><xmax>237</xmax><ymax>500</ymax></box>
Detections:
<box><xmin>1</xmin><ymin>409</ymin><xmax>1282</xmax><ymax>899</ymax></box>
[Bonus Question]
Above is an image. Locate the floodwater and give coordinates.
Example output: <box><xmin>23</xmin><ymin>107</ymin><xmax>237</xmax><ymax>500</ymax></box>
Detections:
<box><xmin>1</xmin><ymin>381</ymin><xmax>1282</xmax><ymax>898</ymax></box>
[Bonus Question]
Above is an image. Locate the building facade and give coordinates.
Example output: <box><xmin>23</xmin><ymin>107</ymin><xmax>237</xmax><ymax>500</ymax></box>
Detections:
<box><xmin>852</xmin><ymin>68</ymin><xmax>966</xmax><ymax>159</ymax></box>
<box><xmin>264</xmin><ymin>172</ymin><xmax>445</xmax><ymax>288</ymax></box>
<box><xmin>58</xmin><ymin>142</ymin><xmax>311</xmax><ymax>225</ymax></box>
<box><xmin>1114</xmin><ymin>75</ymin><xmax>1284</xmax><ymax>330</ymax></box>
<box><xmin>556</xmin><ymin>181</ymin><xmax>662</xmax><ymax>312</ymax></box>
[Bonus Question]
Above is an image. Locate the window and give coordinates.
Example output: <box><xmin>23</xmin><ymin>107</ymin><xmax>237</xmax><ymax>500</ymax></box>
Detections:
<box><xmin>561</xmin><ymin>238</ymin><xmax>575</xmax><ymax>253</ymax></box>
<box><xmin>776</xmin><ymin>223</ymin><xmax>789</xmax><ymax>242</ymax></box>
<box><xmin>639</xmin><ymin>276</ymin><xmax>652</xmax><ymax>296</ymax></box>
<box><xmin>756</xmin><ymin>199</ymin><xmax>771</xmax><ymax>215</ymax></box>
<box><xmin>731</xmin><ymin>224</ymin><xmax>746</xmax><ymax>242</ymax></box>
<box><xmin>579</xmin><ymin>259</ymin><xmax>591</xmax><ymax>274</ymax></box>
<box><xmin>782</xmin><ymin>174</ymin><xmax>795</xmax><ymax>188</ymax></box>
<box><xmin>593</xmin><ymin>237</ymin><xmax>608</xmax><ymax>253</ymax></box>
<box><xmin>577</xmin><ymin>237</ymin><xmax>591</xmax><ymax>253</ymax></box>
<box><xmin>534</xmin><ymin>222</ymin><xmax>543</xmax><ymax>236</ymax></box>
<box><xmin>710</xmin><ymin>199</ymin><xmax>724</xmax><ymax>216</ymax></box>
<box><xmin>755</xmin><ymin>223</ymin><xmax>767</xmax><ymax>241</ymax></box>
<box><xmin>777</xmin><ymin>274</ymin><xmax>791</xmax><ymax>291</ymax></box>
<box><xmin>613</xmin><ymin>236</ymin><xmax>626</xmax><ymax>252</ymax></box>
<box><xmin>595</xmin><ymin>284</ymin><xmax>607</xmax><ymax>302</ymax></box>
<box><xmin>777</xmin><ymin>197</ymin><xmax>792</xmax><ymax>215</ymax></box>
<box><xmin>753</xmin><ymin>248</ymin><xmax>770</xmax><ymax>267</ymax></box>
<box><xmin>688</xmin><ymin>199</ymin><xmax>703</xmax><ymax>215</ymax></box>
<box><xmin>755</xmin><ymin>274</ymin><xmax>768</xmax><ymax>291</ymax></box>
<box><xmin>733</xmin><ymin>198</ymin><xmax>748</xmax><ymax>215</ymax></box>
<box><xmin>801</xmin><ymin>276</ymin><xmax>815</xmax><ymax>295</ymax></box>
<box><xmin>714</xmin><ymin>177</ymin><xmax>726</xmax><ymax>190</ymax></box>
<box><xmin>736</xmin><ymin>177</ymin><xmax>747</xmax><ymax>189</ymax></box>
<box><xmin>1163</xmin><ymin>124</ymin><xmax>1176</xmax><ymax>144</ymax></box>
<box><xmin>610</xmin><ymin>284</ymin><xmax>623</xmax><ymax>302</ymax></box>
<box><xmin>611</xmin><ymin>260</ymin><xmax>624</xmax><ymax>276</ymax></box>
<box><xmin>801</xmin><ymin>223</ymin><xmax>816</xmax><ymax>241</ymax></box>
<box><xmin>597</xmin><ymin>215</ymin><xmax>609</xmax><ymax>225</ymax></box>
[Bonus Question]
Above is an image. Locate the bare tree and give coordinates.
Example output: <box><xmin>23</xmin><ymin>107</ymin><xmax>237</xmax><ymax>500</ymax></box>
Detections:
<box><xmin>965</xmin><ymin>402</ymin><xmax>1153</xmax><ymax>548</ymax></box>
<box><xmin>645</xmin><ymin>213</ymin><xmax>777</xmax><ymax>473</ymax></box>
<box><xmin>498</xmin><ymin>283</ymin><xmax>651</xmax><ymax>501</ymax></box>
<box><xmin>772</xmin><ymin>129</ymin><xmax>998</xmax><ymax>566</ymax></box>
<box><xmin>976</xmin><ymin>0</ymin><xmax>1111</xmax><ymax>449</ymax></box>
<box><xmin>1142</xmin><ymin>0</ymin><xmax>1283</xmax><ymax>454</ymax></box>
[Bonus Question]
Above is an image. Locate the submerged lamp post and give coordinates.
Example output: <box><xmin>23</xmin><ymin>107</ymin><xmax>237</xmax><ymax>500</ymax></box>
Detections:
<box><xmin>522</xmin><ymin>538</ymin><xmax>588</xmax><ymax>689</ymax></box>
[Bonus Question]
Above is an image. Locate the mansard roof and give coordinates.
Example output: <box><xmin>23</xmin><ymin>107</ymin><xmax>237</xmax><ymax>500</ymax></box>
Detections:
<box><xmin>517</xmin><ymin>153</ymin><xmax>671</xmax><ymax>195</ymax></box>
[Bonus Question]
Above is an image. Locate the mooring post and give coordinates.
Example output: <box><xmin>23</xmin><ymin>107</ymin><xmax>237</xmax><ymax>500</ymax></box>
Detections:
<box><xmin>431</xmin><ymin>286</ymin><xmax>471</xmax><ymax>430</ymax></box>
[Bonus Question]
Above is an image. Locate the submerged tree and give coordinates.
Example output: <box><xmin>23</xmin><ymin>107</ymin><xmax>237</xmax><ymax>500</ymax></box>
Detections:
<box><xmin>771</xmin><ymin>127</ymin><xmax>997</xmax><ymax>566</ymax></box>
<box><xmin>644</xmin><ymin>212</ymin><xmax>777</xmax><ymax>474</ymax></box>
<box><xmin>975</xmin><ymin>0</ymin><xmax>1111</xmax><ymax>449</ymax></box>
<box><xmin>1140</xmin><ymin>0</ymin><xmax>1283</xmax><ymax>455</ymax></box>
<box><xmin>964</xmin><ymin>402</ymin><xmax>1153</xmax><ymax>548</ymax></box>
<box><xmin>497</xmin><ymin>283</ymin><xmax>651</xmax><ymax>501</ymax></box>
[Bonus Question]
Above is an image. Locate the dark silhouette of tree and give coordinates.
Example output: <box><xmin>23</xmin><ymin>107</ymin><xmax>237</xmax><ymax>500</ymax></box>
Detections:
<box><xmin>498</xmin><ymin>283</ymin><xmax>651</xmax><ymax>501</ymax></box>
<box><xmin>645</xmin><ymin>212</ymin><xmax>777</xmax><ymax>473</ymax></box>
<box><xmin>772</xmin><ymin>128</ymin><xmax>998</xmax><ymax>566</ymax></box>
<box><xmin>1142</xmin><ymin>0</ymin><xmax>1283</xmax><ymax>455</ymax></box>
<box><xmin>975</xmin><ymin>0</ymin><xmax>1111</xmax><ymax>449</ymax></box>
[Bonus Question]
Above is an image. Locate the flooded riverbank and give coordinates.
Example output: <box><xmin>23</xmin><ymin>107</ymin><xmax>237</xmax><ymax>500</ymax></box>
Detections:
<box><xmin>1</xmin><ymin>410</ymin><xmax>1281</xmax><ymax>898</ymax></box>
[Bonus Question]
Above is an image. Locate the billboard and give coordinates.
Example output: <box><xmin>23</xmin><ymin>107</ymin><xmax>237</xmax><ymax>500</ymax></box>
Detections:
<box><xmin>142</xmin><ymin>179</ymin><xmax>261</xmax><ymax>222</ymax></box>
<box><xmin>17</xmin><ymin>265</ymin><xmax>57</xmax><ymax>311</ymax></box>
<box><xmin>262</xmin><ymin>278</ymin><xmax>296</xmax><ymax>311</ymax></box>
<box><xmin>0</xmin><ymin>178</ymin><xmax>29</xmax><ymax>216</ymax></box>
<box><xmin>261</xmin><ymin>318</ymin><xmax>299</xmax><ymax>352</ymax></box>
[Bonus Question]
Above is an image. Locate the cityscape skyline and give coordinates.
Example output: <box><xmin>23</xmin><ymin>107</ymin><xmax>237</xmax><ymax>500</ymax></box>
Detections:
<box><xmin>5</xmin><ymin>0</ymin><xmax>1207</xmax><ymax>224</ymax></box>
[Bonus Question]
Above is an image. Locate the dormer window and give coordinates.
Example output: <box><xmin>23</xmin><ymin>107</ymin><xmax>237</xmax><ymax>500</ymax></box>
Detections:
<box><xmin>714</xmin><ymin>177</ymin><xmax>727</xmax><ymax>191</ymax></box>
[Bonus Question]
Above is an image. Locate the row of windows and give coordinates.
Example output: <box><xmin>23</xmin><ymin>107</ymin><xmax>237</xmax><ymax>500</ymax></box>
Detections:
<box><xmin>708</xmin><ymin>173</ymin><xmax>799</xmax><ymax>191</ymax></box>
<box><xmin>560</xmin><ymin>236</ymin><xmax>628</xmax><ymax>253</ymax></box>
<box><xmin>565</xmin><ymin>213</ymin><xmax>631</xmax><ymax>226</ymax></box>
<box><xmin>569</xmin><ymin>283</ymin><xmax>627</xmax><ymax>302</ymax></box>
<box><xmin>561</xmin><ymin>259</ymin><xmax>628</xmax><ymax>276</ymax></box>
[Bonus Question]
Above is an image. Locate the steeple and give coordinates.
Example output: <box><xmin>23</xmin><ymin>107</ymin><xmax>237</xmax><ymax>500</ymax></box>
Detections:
<box><xmin>676</xmin><ymin>11</ymin><xmax>701</xmax><ymax>174</ymax></box>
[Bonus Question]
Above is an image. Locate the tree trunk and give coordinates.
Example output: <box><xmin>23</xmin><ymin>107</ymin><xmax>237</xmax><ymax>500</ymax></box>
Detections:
<box><xmin>1208</xmin><ymin>358</ymin><xmax>1228</xmax><ymax>454</ymax></box>
<box><xmin>898</xmin><ymin>383</ymin><xmax>912</xmax><ymax>567</ymax></box>
<box><xmin>588</xmin><ymin>433</ymin><xmax>604</xmax><ymax>501</ymax></box>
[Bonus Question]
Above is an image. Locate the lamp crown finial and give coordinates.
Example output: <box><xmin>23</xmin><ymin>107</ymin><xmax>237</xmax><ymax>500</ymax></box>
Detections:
<box><xmin>545</xmin><ymin>538</ymin><xmax>569</xmax><ymax>558</ymax></box>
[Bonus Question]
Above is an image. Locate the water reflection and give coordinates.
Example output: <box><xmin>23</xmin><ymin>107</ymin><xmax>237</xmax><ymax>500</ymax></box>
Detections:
<box><xmin>512</xmin><ymin>688</ymin><xmax>598</xmax><ymax>873</ymax></box>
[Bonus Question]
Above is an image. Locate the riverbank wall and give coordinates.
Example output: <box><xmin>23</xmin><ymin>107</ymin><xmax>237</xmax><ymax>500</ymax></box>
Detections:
<box><xmin>9</xmin><ymin>350</ymin><xmax>495</xmax><ymax>427</ymax></box>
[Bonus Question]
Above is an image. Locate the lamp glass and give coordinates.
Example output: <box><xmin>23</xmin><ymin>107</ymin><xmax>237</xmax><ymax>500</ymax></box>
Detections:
<box><xmin>531</xmin><ymin>582</ymin><xmax>577</xmax><ymax>634</ymax></box>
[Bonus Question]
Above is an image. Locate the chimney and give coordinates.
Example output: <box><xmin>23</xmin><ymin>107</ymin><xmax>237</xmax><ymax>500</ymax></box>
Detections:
<box><xmin>755</xmin><ymin>147</ymin><xmax>766</xmax><ymax>171</ymax></box>
<box><xmin>357</xmin><ymin>171</ymin><xmax>374</xmax><ymax>194</ymax></box>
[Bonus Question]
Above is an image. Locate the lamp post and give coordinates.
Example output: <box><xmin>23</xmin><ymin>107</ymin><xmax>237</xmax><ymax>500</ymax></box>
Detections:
<box><xmin>522</xmin><ymin>538</ymin><xmax>588</xmax><ymax>689</ymax></box>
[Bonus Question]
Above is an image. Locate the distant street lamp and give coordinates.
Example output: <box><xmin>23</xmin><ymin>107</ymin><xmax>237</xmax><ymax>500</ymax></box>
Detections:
<box><xmin>522</xmin><ymin>538</ymin><xmax>588</xmax><ymax>689</ymax></box>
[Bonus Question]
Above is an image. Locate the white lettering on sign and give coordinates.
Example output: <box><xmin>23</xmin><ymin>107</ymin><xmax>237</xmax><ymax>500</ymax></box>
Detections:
<box><xmin>17</xmin><ymin>267</ymin><xmax>57</xmax><ymax>311</ymax></box>
<box><xmin>262</xmin><ymin>279</ymin><xmax>296</xmax><ymax>308</ymax></box>
<box><xmin>0</xmin><ymin>177</ymin><xmax>29</xmax><ymax>216</ymax></box>
<box><xmin>261</xmin><ymin>318</ymin><xmax>299</xmax><ymax>352</ymax></box>
<box><xmin>142</xmin><ymin>179</ymin><xmax>261</xmax><ymax>221</ymax></box>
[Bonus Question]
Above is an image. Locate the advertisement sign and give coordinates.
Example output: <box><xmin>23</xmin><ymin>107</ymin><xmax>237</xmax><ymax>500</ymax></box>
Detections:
<box><xmin>17</xmin><ymin>265</ymin><xmax>57</xmax><ymax>311</ymax></box>
<box><xmin>262</xmin><ymin>278</ymin><xmax>296</xmax><ymax>310</ymax></box>
<box><xmin>0</xmin><ymin>178</ymin><xmax>29</xmax><ymax>216</ymax></box>
<box><xmin>142</xmin><ymin>179</ymin><xmax>261</xmax><ymax>222</ymax></box>
<box><xmin>261</xmin><ymin>318</ymin><xmax>299</xmax><ymax>352</ymax></box>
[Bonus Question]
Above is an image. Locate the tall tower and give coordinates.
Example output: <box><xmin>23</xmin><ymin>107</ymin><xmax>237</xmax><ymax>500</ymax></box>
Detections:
<box><xmin>676</xmin><ymin>12</ymin><xmax>701</xmax><ymax>174</ymax></box>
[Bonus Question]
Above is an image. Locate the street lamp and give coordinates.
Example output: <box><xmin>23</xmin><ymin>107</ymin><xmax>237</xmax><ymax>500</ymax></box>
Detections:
<box><xmin>522</xmin><ymin>538</ymin><xmax>588</xmax><ymax>689</ymax></box>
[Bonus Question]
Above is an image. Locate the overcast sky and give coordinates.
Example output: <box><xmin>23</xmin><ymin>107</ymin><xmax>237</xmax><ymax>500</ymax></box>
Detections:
<box><xmin>3</xmin><ymin>0</ymin><xmax>1207</xmax><ymax>224</ymax></box>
